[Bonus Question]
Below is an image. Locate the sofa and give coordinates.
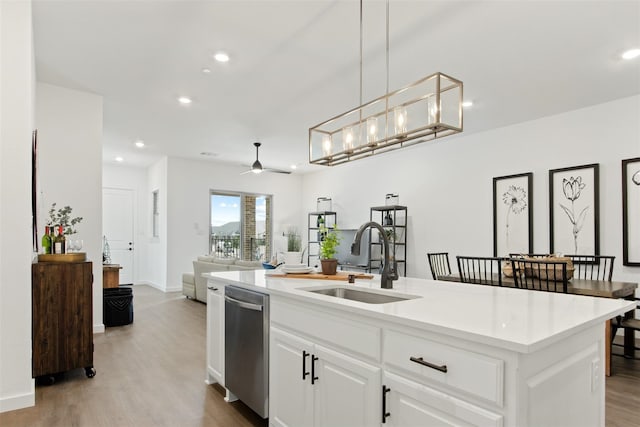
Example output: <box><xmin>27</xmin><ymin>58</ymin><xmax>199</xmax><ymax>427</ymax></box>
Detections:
<box><xmin>182</xmin><ymin>256</ymin><xmax>263</xmax><ymax>303</ymax></box>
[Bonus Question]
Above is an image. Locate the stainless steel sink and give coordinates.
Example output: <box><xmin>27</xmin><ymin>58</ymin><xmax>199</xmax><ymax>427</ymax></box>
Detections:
<box><xmin>306</xmin><ymin>287</ymin><xmax>416</xmax><ymax>304</ymax></box>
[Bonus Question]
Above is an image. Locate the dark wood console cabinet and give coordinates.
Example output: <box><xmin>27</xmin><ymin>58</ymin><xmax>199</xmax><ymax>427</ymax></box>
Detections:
<box><xmin>32</xmin><ymin>261</ymin><xmax>95</xmax><ymax>380</ymax></box>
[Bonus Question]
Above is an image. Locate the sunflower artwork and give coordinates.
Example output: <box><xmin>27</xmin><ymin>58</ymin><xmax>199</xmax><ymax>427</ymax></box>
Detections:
<box><xmin>493</xmin><ymin>172</ymin><xmax>532</xmax><ymax>257</ymax></box>
<box><xmin>502</xmin><ymin>185</ymin><xmax>527</xmax><ymax>252</ymax></box>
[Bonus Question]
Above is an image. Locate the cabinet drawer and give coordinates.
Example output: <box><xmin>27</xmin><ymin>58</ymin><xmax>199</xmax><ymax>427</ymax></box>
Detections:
<box><xmin>383</xmin><ymin>371</ymin><xmax>503</xmax><ymax>427</ymax></box>
<box><xmin>271</xmin><ymin>298</ymin><xmax>381</xmax><ymax>361</ymax></box>
<box><xmin>384</xmin><ymin>329</ymin><xmax>504</xmax><ymax>405</ymax></box>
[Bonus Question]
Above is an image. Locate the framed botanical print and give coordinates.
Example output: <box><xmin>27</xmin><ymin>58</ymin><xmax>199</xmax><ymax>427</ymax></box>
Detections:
<box><xmin>493</xmin><ymin>172</ymin><xmax>533</xmax><ymax>257</ymax></box>
<box><xmin>622</xmin><ymin>157</ymin><xmax>640</xmax><ymax>266</ymax></box>
<box><xmin>549</xmin><ymin>163</ymin><xmax>599</xmax><ymax>255</ymax></box>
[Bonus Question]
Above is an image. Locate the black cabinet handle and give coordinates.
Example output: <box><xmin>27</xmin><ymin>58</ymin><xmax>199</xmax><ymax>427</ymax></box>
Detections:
<box><xmin>311</xmin><ymin>355</ymin><xmax>319</xmax><ymax>384</ymax></box>
<box><xmin>382</xmin><ymin>385</ymin><xmax>391</xmax><ymax>423</ymax></box>
<box><xmin>302</xmin><ymin>350</ymin><xmax>310</xmax><ymax>380</ymax></box>
<box><xmin>410</xmin><ymin>356</ymin><xmax>448</xmax><ymax>373</ymax></box>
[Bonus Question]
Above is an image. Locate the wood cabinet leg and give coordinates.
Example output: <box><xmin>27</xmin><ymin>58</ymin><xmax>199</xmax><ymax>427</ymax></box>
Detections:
<box><xmin>605</xmin><ymin>319</ymin><xmax>611</xmax><ymax>377</ymax></box>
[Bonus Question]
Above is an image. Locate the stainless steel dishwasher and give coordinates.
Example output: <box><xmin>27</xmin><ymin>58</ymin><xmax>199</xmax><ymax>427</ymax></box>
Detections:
<box><xmin>224</xmin><ymin>285</ymin><xmax>269</xmax><ymax>418</ymax></box>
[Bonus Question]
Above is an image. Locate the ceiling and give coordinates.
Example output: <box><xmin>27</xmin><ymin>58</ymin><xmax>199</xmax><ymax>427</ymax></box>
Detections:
<box><xmin>32</xmin><ymin>1</ymin><xmax>640</xmax><ymax>173</ymax></box>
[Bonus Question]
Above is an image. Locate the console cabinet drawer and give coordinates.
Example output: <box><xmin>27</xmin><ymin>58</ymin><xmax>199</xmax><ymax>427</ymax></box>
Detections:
<box><xmin>384</xmin><ymin>329</ymin><xmax>504</xmax><ymax>405</ymax></box>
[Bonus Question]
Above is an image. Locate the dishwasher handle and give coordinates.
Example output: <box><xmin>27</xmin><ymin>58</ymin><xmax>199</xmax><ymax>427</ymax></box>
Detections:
<box><xmin>225</xmin><ymin>295</ymin><xmax>263</xmax><ymax>312</ymax></box>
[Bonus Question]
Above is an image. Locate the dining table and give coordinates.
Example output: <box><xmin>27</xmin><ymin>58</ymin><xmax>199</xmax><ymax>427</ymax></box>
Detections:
<box><xmin>437</xmin><ymin>273</ymin><xmax>638</xmax><ymax>376</ymax></box>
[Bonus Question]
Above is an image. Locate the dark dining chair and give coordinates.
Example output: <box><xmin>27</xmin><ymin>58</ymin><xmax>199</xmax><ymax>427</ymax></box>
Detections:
<box><xmin>510</xmin><ymin>258</ymin><xmax>569</xmax><ymax>293</ymax></box>
<box><xmin>456</xmin><ymin>256</ymin><xmax>504</xmax><ymax>286</ymax></box>
<box><xmin>427</xmin><ymin>252</ymin><xmax>451</xmax><ymax>280</ymax></box>
<box><xmin>613</xmin><ymin>298</ymin><xmax>640</xmax><ymax>359</ymax></box>
<box><xmin>564</xmin><ymin>255</ymin><xmax>615</xmax><ymax>281</ymax></box>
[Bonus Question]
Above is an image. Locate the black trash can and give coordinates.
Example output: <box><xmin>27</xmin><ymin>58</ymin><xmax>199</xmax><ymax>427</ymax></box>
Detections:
<box><xmin>103</xmin><ymin>287</ymin><xmax>134</xmax><ymax>327</ymax></box>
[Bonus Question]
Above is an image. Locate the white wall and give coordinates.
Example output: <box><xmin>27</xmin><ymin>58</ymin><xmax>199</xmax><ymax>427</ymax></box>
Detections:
<box><xmin>146</xmin><ymin>157</ymin><xmax>168</xmax><ymax>290</ymax></box>
<box><xmin>302</xmin><ymin>95</ymin><xmax>640</xmax><ymax>285</ymax></box>
<box><xmin>0</xmin><ymin>0</ymin><xmax>35</xmax><ymax>412</ymax></box>
<box><xmin>165</xmin><ymin>157</ymin><xmax>303</xmax><ymax>291</ymax></box>
<box><xmin>36</xmin><ymin>83</ymin><xmax>104</xmax><ymax>331</ymax></box>
<box><xmin>103</xmin><ymin>163</ymin><xmax>148</xmax><ymax>285</ymax></box>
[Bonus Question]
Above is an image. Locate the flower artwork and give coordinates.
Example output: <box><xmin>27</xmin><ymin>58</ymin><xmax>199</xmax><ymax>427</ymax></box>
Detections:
<box><xmin>559</xmin><ymin>176</ymin><xmax>589</xmax><ymax>254</ymax></box>
<box><xmin>623</xmin><ymin>158</ymin><xmax>640</xmax><ymax>266</ymax></box>
<box><xmin>502</xmin><ymin>185</ymin><xmax>527</xmax><ymax>251</ymax></box>
<box><xmin>493</xmin><ymin>173</ymin><xmax>532</xmax><ymax>257</ymax></box>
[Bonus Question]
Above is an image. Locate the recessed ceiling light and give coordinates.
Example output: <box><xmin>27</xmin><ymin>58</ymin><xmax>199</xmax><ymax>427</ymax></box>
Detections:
<box><xmin>462</xmin><ymin>100</ymin><xmax>473</xmax><ymax>108</ymax></box>
<box><xmin>622</xmin><ymin>48</ymin><xmax>640</xmax><ymax>60</ymax></box>
<box><xmin>134</xmin><ymin>140</ymin><xmax>145</xmax><ymax>148</ymax></box>
<box><xmin>178</xmin><ymin>96</ymin><xmax>192</xmax><ymax>105</ymax></box>
<box><xmin>290</xmin><ymin>164</ymin><xmax>297</xmax><ymax>170</ymax></box>
<box><xmin>202</xmin><ymin>67</ymin><xmax>211</xmax><ymax>74</ymax></box>
<box><xmin>214</xmin><ymin>52</ymin><xmax>230</xmax><ymax>63</ymax></box>
<box><xmin>115</xmin><ymin>156</ymin><xmax>124</xmax><ymax>162</ymax></box>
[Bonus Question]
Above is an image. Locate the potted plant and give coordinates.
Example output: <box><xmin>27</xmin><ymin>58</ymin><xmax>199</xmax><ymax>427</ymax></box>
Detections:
<box><xmin>283</xmin><ymin>227</ymin><xmax>303</xmax><ymax>265</ymax></box>
<box><xmin>319</xmin><ymin>224</ymin><xmax>341</xmax><ymax>275</ymax></box>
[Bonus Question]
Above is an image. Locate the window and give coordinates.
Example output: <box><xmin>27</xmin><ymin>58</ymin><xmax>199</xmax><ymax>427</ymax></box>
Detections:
<box><xmin>210</xmin><ymin>191</ymin><xmax>272</xmax><ymax>261</ymax></box>
<box><xmin>152</xmin><ymin>190</ymin><xmax>159</xmax><ymax>238</ymax></box>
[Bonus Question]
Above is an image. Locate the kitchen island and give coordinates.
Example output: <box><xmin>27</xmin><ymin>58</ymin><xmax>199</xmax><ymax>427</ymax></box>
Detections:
<box><xmin>205</xmin><ymin>270</ymin><xmax>635</xmax><ymax>427</ymax></box>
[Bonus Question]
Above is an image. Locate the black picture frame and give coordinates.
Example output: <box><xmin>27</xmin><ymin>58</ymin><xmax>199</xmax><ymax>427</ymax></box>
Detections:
<box><xmin>493</xmin><ymin>172</ymin><xmax>533</xmax><ymax>257</ymax></box>
<box><xmin>549</xmin><ymin>163</ymin><xmax>599</xmax><ymax>255</ymax></box>
<box><xmin>622</xmin><ymin>157</ymin><xmax>640</xmax><ymax>266</ymax></box>
<box><xmin>32</xmin><ymin>129</ymin><xmax>38</xmax><ymax>252</ymax></box>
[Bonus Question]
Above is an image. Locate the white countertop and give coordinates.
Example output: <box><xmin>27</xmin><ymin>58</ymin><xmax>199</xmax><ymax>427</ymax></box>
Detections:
<box><xmin>204</xmin><ymin>270</ymin><xmax>636</xmax><ymax>354</ymax></box>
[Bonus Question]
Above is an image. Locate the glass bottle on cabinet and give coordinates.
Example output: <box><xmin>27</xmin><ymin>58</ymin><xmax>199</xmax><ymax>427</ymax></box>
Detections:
<box><xmin>368</xmin><ymin>205</ymin><xmax>407</xmax><ymax>276</ymax></box>
<box><xmin>307</xmin><ymin>211</ymin><xmax>337</xmax><ymax>267</ymax></box>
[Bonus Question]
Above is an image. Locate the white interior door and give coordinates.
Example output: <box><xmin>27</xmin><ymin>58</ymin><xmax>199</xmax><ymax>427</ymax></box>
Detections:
<box><xmin>103</xmin><ymin>188</ymin><xmax>134</xmax><ymax>284</ymax></box>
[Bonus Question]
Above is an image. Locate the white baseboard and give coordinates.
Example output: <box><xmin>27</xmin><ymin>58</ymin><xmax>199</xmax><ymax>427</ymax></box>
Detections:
<box><xmin>93</xmin><ymin>323</ymin><xmax>105</xmax><ymax>334</ymax></box>
<box><xmin>138</xmin><ymin>281</ymin><xmax>181</xmax><ymax>293</ymax></box>
<box><xmin>0</xmin><ymin>382</ymin><xmax>34</xmax><ymax>413</ymax></box>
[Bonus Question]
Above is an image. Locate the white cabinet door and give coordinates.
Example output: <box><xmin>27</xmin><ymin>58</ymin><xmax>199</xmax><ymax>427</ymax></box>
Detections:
<box><xmin>206</xmin><ymin>285</ymin><xmax>224</xmax><ymax>385</ymax></box>
<box><xmin>313</xmin><ymin>344</ymin><xmax>381</xmax><ymax>427</ymax></box>
<box><xmin>270</xmin><ymin>328</ymin><xmax>314</xmax><ymax>427</ymax></box>
<box><xmin>383</xmin><ymin>372</ymin><xmax>502</xmax><ymax>427</ymax></box>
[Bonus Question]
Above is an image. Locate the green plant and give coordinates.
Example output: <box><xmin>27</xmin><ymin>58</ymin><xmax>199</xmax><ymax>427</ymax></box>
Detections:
<box><xmin>47</xmin><ymin>203</ymin><xmax>83</xmax><ymax>235</ymax></box>
<box><xmin>286</xmin><ymin>227</ymin><xmax>301</xmax><ymax>252</ymax></box>
<box><xmin>319</xmin><ymin>225</ymin><xmax>341</xmax><ymax>259</ymax></box>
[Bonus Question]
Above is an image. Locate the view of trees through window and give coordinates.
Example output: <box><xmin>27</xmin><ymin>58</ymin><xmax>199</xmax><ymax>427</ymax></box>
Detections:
<box><xmin>210</xmin><ymin>191</ymin><xmax>271</xmax><ymax>261</ymax></box>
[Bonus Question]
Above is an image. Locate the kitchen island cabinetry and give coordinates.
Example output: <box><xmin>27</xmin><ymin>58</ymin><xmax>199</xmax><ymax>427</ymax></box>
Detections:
<box><xmin>205</xmin><ymin>270</ymin><xmax>635</xmax><ymax>426</ymax></box>
<box><xmin>205</xmin><ymin>284</ymin><xmax>224</xmax><ymax>386</ymax></box>
<box><xmin>270</xmin><ymin>326</ymin><xmax>380</xmax><ymax>427</ymax></box>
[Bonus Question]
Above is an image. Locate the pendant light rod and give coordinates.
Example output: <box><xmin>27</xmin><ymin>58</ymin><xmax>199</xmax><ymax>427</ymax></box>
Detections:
<box><xmin>359</xmin><ymin>0</ymin><xmax>363</xmax><ymax>107</ymax></box>
<box><xmin>386</xmin><ymin>0</ymin><xmax>389</xmax><ymax>96</ymax></box>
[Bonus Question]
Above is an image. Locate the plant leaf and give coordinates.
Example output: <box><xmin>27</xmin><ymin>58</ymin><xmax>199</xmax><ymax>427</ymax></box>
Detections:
<box><xmin>575</xmin><ymin>206</ymin><xmax>589</xmax><ymax>232</ymax></box>
<box><xmin>559</xmin><ymin>203</ymin><xmax>575</xmax><ymax>224</ymax></box>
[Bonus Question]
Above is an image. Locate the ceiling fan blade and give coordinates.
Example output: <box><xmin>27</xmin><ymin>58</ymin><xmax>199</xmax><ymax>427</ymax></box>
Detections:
<box><xmin>263</xmin><ymin>168</ymin><xmax>291</xmax><ymax>174</ymax></box>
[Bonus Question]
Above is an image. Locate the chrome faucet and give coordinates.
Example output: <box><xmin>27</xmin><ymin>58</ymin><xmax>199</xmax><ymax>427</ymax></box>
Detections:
<box><xmin>351</xmin><ymin>221</ymin><xmax>398</xmax><ymax>289</ymax></box>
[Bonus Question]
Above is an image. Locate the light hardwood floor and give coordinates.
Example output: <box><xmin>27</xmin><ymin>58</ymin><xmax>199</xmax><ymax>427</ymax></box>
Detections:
<box><xmin>1</xmin><ymin>285</ymin><xmax>638</xmax><ymax>426</ymax></box>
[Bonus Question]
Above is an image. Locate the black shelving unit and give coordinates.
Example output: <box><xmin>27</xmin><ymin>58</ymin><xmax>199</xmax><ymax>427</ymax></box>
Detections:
<box><xmin>307</xmin><ymin>211</ymin><xmax>337</xmax><ymax>267</ymax></box>
<box><xmin>368</xmin><ymin>205</ymin><xmax>407</xmax><ymax>277</ymax></box>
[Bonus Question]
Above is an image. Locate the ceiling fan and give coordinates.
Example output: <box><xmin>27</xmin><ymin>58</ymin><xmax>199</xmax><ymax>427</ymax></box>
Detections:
<box><xmin>241</xmin><ymin>142</ymin><xmax>291</xmax><ymax>175</ymax></box>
